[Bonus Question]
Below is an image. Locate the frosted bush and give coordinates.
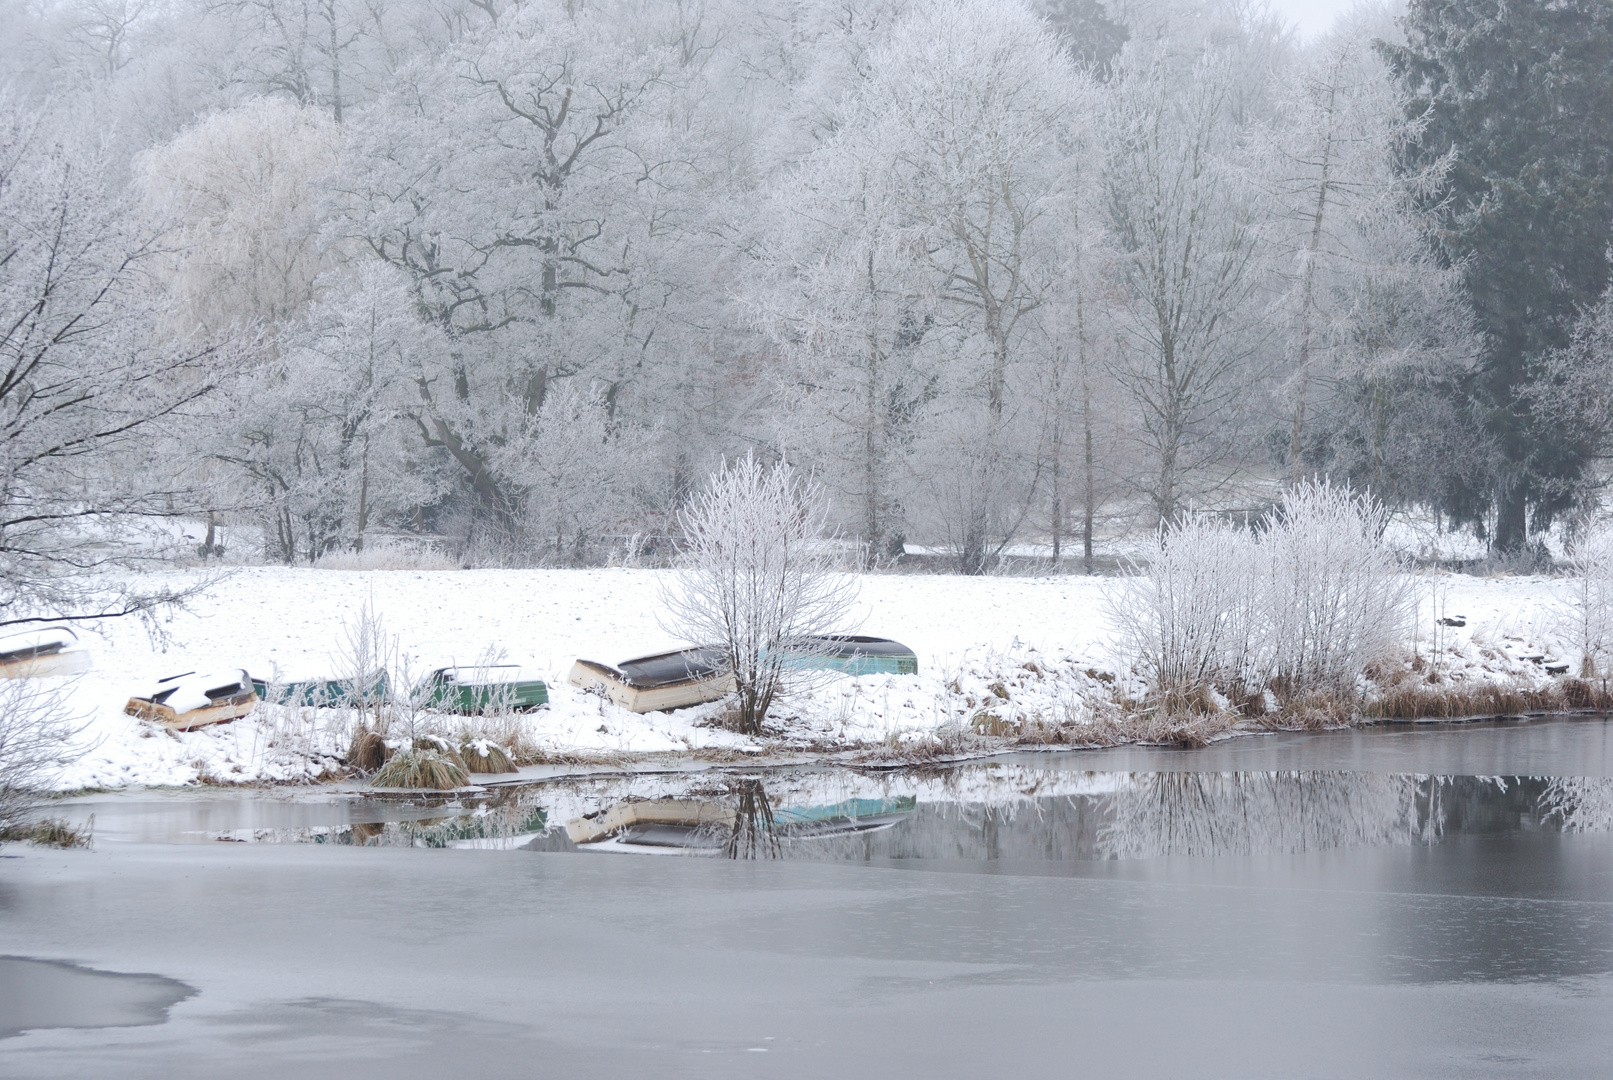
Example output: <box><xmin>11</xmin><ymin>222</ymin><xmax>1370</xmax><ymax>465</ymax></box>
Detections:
<box><xmin>1119</xmin><ymin>482</ymin><xmax>1412</xmax><ymax>711</ymax></box>
<box><xmin>1115</xmin><ymin>514</ymin><xmax>1266</xmax><ymax>710</ymax></box>
<box><xmin>1567</xmin><ymin>529</ymin><xmax>1613</xmax><ymax>677</ymax></box>
<box><xmin>1264</xmin><ymin>483</ymin><xmax>1413</xmax><ymax>697</ymax></box>
<box><xmin>0</xmin><ymin>679</ymin><xmax>85</xmax><ymax>830</ymax></box>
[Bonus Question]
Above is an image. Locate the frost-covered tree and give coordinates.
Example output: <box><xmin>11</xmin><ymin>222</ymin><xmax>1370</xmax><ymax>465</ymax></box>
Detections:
<box><xmin>0</xmin><ymin>97</ymin><xmax>228</xmax><ymax>626</ymax></box>
<box><xmin>862</xmin><ymin>0</ymin><xmax>1092</xmax><ymax>571</ymax></box>
<box><xmin>215</xmin><ymin>263</ymin><xmax>444</xmax><ymax>562</ymax></box>
<box><xmin>1103</xmin><ymin>46</ymin><xmax>1270</xmax><ymax>522</ymax></box>
<box><xmin>661</xmin><ymin>455</ymin><xmax>855</xmax><ymax>734</ymax></box>
<box><xmin>750</xmin><ymin>108</ymin><xmax>935</xmax><ymax>562</ymax></box>
<box><xmin>494</xmin><ymin>383</ymin><xmax>656</xmax><ymax>564</ymax></box>
<box><xmin>1383</xmin><ymin>0</ymin><xmax>1613</xmax><ymax>551</ymax></box>
<box><xmin>136</xmin><ymin>97</ymin><xmax>339</xmax><ymax>339</ymax></box>
<box><xmin>1263</xmin><ymin>12</ymin><xmax>1477</xmax><ymax>498</ymax></box>
<box><xmin>336</xmin><ymin>0</ymin><xmax>682</xmax><ymax>546</ymax></box>
<box><xmin>0</xmin><ymin>679</ymin><xmax>85</xmax><ymax>833</ymax></box>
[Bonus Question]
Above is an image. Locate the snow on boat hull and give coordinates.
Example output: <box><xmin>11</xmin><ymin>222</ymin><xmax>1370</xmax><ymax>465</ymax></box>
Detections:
<box><xmin>569</xmin><ymin>637</ymin><xmax>914</xmax><ymax>713</ymax></box>
<box><xmin>0</xmin><ymin>627</ymin><xmax>93</xmax><ymax>680</ymax></box>
<box><xmin>124</xmin><ymin>669</ymin><xmax>260</xmax><ymax>731</ymax></box>
<box><xmin>0</xmin><ymin>650</ymin><xmax>92</xmax><ymax>680</ymax></box>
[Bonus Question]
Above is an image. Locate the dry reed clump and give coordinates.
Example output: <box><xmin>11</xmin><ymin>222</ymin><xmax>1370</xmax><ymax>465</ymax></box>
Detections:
<box><xmin>459</xmin><ymin>739</ymin><xmax>516</xmax><ymax>774</ymax></box>
<box><xmin>452</xmin><ymin>713</ymin><xmax>545</xmax><ymax>766</ymax></box>
<box><xmin>1363</xmin><ymin>677</ymin><xmax>1613</xmax><ymax>720</ymax></box>
<box><xmin>0</xmin><ymin>817</ymin><xmax>92</xmax><ymax>848</ymax></box>
<box><xmin>966</xmin><ymin>710</ymin><xmax>1078</xmax><ymax>745</ymax></box>
<box><xmin>370</xmin><ymin>745</ymin><xmax>469</xmax><ymax>790</ymax></box>
<box><xmin>347</xmin><ymin>729</ymin><xmax>391</xmax><ymax>771</ymax></box>
<box><xmin>1111</xmin><ymin>709</ymin><xmax>1239</xmax><ymax>748</ymax></box>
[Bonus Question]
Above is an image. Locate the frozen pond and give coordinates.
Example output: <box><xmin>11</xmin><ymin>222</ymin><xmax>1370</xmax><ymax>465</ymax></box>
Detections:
<box><xmin>5</xmin><ymin>716</ymin><xmax>1613</xmax><ymax>1077</ymax></box>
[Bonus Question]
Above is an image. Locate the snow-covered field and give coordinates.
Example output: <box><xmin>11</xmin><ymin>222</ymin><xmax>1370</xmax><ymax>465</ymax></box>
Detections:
<box><xmin>39</xmin><ymin>567</ymin><xmax>1595</xmax><ymax>790</ymax></box>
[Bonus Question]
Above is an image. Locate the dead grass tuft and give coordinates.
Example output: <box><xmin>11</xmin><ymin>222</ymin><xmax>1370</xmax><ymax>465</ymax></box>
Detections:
<box><xmin>459</xmin><ymin>739</ymin><xmax>516</xmax><ymax>774</ymax></box>
<box><xmin>1362</xmin><ymin>679</ymin><xmax>1609</xmax><ymax>720</ymax></box>
<box><xmin>1</xmin><ymin>816</ymin><xmax>92</xmax><ymax>848</ymax></box>
<box><xmin>370</xmin><ymin>747</ymin><xmax>469</xmax><ymax>789</ymax></box>
<box><xmin>1110</xmin><ymin>709</ymin><xmax>1239</xmax><ymax>748</ymax></box>
<box><xmin>347</xmin><ymin>729</ymin><xmax>390</xmax><ymax>772</ymax></box>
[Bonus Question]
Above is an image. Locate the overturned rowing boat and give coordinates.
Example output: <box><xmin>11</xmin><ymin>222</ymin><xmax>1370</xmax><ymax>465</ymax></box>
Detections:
<box><xmin>252</xmin><ymin>672</ymin><xmax>390</xmax><ymax>707</ymax></box>
<box><xmin>125</xmin><ymin>669</ymin><xmax>259</xmax><ymax>730</ymax></box>
<box><xmin>568</xmin><ymin>636</ymin><xmax>917</xmax><ymax>714</ymax></box>
<box><xmin>568</xmin><ymin>646</ymin><xmax>732</xmax><ymax>713</ymax></box>
<box><xmin>421</xmin><ymin>665</ymin><xmax>549</xmax><ymax>713</ymax></box>
<box><xmin>782</xmin><ymin>635</ymin><xmax>919</xmax><ymax>676</ymax></box>
<box><xmin>0</xmin><ymin>627</ymin><xmax>92</xmax><ymax>679</ymax></box>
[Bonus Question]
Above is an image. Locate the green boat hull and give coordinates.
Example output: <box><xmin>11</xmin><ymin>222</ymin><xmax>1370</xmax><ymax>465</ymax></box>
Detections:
<box><xmin>424</xmin><ymin>679</ymin><xmax>549</xmax><ymax>713</ymax></box>
<box><xmin>790</xmin><ymin>653</ymin><xmax>918</xmax><ymax>676</ymax></box>
<box><xmin>253</xmin><ymin>674</ymin><xmax>390</xmax><ymax>707</ymax></box>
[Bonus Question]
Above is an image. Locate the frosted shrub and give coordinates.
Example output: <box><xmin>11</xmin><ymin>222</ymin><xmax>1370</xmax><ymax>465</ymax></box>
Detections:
<box><xmin>1117</xmin><ymin>515</ymin><xmax>1266</xmax><ymax>711</ymax></box>
<box><xmin>1568</xmin><ymin>529</ymin><xmax>1613</xmax><ymax>677</ymax></box>
<box><xmin>1120</xmin><ymin>482</ymin><xmax>1411</xmax><ymax>713</ymax></box>
<box><xmin>0</xmin><ymin>679</ymin><xmax>84</xmax><ymax>831</ymax></box>
<box><xmin>1264</xmin><ymin>483</ymin><xmax>1413</xmax><ymax>699</ymax></box>
<box><xmin>661</xmin><ymin>455</ymin><xmax>856</xmax><ymax>735</ymax></box>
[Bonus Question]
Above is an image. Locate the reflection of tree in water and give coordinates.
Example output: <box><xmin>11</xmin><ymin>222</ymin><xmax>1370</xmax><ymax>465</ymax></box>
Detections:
<box><xmin>1540</xmin><ymin>777</ymin><xmax>1613</xmax><ymax>832</ymax></box>
<box><xmin>724</xmin><ymin>780</ymin><xmax>780</xmax><ymax>859</ymax></box>
<box><xmin>1096</xmin><ymin>771</ymin><xmax>1453</xmax><ymax>859</ymax></box>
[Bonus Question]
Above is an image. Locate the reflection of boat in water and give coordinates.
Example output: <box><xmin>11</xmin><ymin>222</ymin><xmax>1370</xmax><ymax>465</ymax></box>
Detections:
<box><xmin>566</xmin><ymin>796</ymin><xmax>917</xmax><ymax>852</ymax></box>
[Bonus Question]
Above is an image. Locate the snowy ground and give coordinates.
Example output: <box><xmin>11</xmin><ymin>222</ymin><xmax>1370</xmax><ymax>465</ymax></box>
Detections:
<box><xmin>35</xmin><ymin>566</ymin><xmax>1598</xmax><ymax>791</ymax></box>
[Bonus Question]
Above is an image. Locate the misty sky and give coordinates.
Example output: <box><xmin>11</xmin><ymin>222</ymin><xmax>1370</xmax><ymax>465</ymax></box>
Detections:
<box><xmin>1272</xmin><ymin>0</ymin><xmax>1379</xmax><ymax>38</ymax></box>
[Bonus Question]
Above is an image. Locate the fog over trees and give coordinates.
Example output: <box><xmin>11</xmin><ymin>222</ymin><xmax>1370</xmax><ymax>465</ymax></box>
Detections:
<box><xmin>4</xmin><ymin>0</ymin><xmax>1611</xmax><ymax>573</ymax></box>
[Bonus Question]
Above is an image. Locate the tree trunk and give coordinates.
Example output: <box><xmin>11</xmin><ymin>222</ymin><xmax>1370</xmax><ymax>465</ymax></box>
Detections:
<box><xmin>326</xmin><ymin>0</ymin><xmax>343</xmax><ymax>124</ymax></box>
<box><xmin>354</xmin><ymin>438</ymin><xmax>369</xmax><ymax>553</ymax></box>
<box><xmin>1289</xmin><ymin>90</ymin><xmax>1337</xmax><ymax>485</ymax></box>
<box><xmin>1495</xmin><ymin>486</ymin><xmax>1529</xmax><ymax>553</ymax></box>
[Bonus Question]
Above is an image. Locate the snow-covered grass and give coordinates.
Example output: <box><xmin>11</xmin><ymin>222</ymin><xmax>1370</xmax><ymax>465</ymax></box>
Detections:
<box><xmin>32</xmin><ymin>565</ymin><xmax>1611</xmax><ymax>791</ymax></box>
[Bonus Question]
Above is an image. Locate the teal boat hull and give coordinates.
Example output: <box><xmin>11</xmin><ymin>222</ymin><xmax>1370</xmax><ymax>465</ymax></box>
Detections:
<box><xmin>253</xmin><ymin>673</ymin><xmax>390</xmax><ymax>707</ymax></box>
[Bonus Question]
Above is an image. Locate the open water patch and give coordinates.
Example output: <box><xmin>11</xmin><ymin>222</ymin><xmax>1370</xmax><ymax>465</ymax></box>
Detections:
<box><xmin>0</xmin><ymin>957</ymin><xmax>194</xmax><ymax>1039</ymax></box>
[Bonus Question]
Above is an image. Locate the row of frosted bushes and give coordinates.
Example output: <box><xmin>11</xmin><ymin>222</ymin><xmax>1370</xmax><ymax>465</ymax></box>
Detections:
<box><xmin>1119</xmin><ymin>483</ymin><xmax>1413</xmax><ymax>713</ymax></box>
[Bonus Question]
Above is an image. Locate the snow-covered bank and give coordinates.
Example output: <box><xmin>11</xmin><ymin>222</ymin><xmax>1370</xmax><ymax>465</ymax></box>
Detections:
<box><xmin>39</xmin><ymin>567</ymin><xmax>1599</xmax><ymax>790</ymax></box>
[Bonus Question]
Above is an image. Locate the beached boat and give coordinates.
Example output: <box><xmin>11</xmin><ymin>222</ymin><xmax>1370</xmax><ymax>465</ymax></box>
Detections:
<box><xmin>568</xmin><ymin>646</ymin><xmax>733</xmax><ymax>713</ymax></box>
<box><xmin>0</xmin><ymin>627</ymin><xmax>92</xmax><ymax>679</ymax></box>
<box><xmin>566</xmin><ymin>795</ymin><xmax>917</xmax><ymax>850</ymax></box>
<box><xmin>124</xmin><ymin>669</ymin><xmax>259</xmax><ymax>730</ymax></box>
<box><xmin>252</xmin><ymin>672</ymin><xmax>390</xmax><ymax>707</ymax></box>
<box><xmin>569</xmin><ymin>636</ymin><xmax>917</xmax><ymax>714</ymax></box>
<box><xmin>781</xmin><ymin>635</ymin><xmax>918</xmax><ymax>675</ymax></box>
<box><xmin>421</xmin><ymin>665</ymin><xmax>548</xmax><ymax>713</ymax></box>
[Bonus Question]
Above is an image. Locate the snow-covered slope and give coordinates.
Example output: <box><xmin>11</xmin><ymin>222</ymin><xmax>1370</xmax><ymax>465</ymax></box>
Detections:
<box><xmin>41</xmin><ymin>567</ymin><xmax>1590</xmax><ymax>790</ymax></box>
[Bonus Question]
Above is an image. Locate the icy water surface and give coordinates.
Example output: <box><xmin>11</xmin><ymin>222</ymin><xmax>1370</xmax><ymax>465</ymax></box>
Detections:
<box><xmin>6</xmin><ymin>715</ymin><xmax>1613</xmax><ymax>1078</ymax></box>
